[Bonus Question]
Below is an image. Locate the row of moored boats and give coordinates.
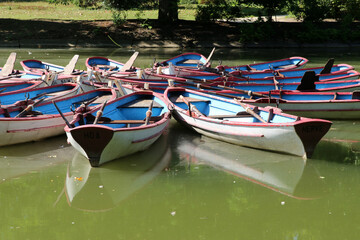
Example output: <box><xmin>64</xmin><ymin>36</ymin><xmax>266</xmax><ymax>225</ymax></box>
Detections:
<box><xmin>0</xmin><ymin>49</ymin><xmax>357</xmax><ymax>166</ymax></box>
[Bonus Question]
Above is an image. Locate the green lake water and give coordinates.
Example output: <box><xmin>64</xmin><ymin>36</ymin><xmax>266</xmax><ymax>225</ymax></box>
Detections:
<box><xmin>0</xmin><ymin>48</ymin><xmax>360</xmax><ymax>239</ymax></box>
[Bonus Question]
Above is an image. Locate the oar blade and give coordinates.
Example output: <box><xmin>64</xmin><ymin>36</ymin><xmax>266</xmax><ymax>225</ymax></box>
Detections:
<box><xmin>204</xmin><ymin>47</ymin><xmax>215</xmax><ymax>67</ymax></box>
<box><xmin>320</xmin><ymin>58</ymin><xmax>334</xmax><ymax>74</ymax></box>
<box><xmin>121</xmin><ymin>51</ymin><xmax>139</xmax><ymax>71</ymax></box>
<box><xmin>63</xmin><ymin>54</ymin><xmax>79</xmax><ymax>75</ymax></box>
<box><xmin>0</xmin><ymin>52</ymin><xmax>16</xmax><ymax>77</ymax></box>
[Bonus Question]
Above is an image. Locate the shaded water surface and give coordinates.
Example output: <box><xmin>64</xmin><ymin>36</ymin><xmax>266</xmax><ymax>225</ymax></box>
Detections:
<box><xmin>0</xmin><ymin>48</ymin><xmax>360</xmax><ymax>240</ymax></box>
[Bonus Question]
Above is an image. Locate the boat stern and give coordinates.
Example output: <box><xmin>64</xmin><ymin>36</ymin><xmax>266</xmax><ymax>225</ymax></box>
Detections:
<box><xmin>67</xmin><ymin>126</ymin><xmax>114</xmax><ymax>167</ymax></box>
<box><xmin>294</xmin><ymin>119</ymin><xmax>332</xmax><ymax>158</ymax></box>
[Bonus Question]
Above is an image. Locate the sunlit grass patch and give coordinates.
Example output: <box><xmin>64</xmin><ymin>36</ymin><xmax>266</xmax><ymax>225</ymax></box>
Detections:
<box><xmin>0</xmin><ymin>1</ymin><xmax>196</xmax><ymax>21</ymax></box>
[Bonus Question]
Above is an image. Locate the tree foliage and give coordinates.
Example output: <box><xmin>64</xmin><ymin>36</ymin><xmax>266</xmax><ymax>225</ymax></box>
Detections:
<box><xmin>243</xmin><ymin>0</ymin><xmax>290</xmax><ymax>22</ymax></box>
<box><xmin>288</xmin><ymin>0</ymin><xmax>329</xmax><ymax>22</ymax></box>
<box><xmin>327</xmin><ymin>0</ymin><xmax>360</xmax><ymax>21</ymax></box>
<box><xmin>195</xmin><ymin>0</ymin><xmax>243</xmax><ymax>21</ymax></box>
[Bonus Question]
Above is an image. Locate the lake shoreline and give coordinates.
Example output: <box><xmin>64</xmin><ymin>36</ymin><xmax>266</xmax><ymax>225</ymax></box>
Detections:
<box><xmin>1</xmin><ymin>18</ymin><xmax>360</xmax><ymax>49</ymax></box>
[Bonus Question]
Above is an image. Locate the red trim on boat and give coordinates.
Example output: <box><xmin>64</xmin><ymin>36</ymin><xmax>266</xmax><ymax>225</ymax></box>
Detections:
<box><xmin>6</xmin><ymin>123</ymin><xmax>65</xmax><ymax>133</ymax></box>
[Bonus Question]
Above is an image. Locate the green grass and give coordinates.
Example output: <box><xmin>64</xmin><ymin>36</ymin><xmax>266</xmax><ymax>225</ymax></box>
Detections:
<box><xmin>0</xmin><ymin>1</ymin><xmax>197</xmax><ymax>20</ymax></box>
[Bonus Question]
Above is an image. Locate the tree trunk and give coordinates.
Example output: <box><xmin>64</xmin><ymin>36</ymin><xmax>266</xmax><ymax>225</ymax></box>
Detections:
<box><xmin>158</xmin><ymin>0</ymin><xmax>178</xmax><ymax>23</ymax></box>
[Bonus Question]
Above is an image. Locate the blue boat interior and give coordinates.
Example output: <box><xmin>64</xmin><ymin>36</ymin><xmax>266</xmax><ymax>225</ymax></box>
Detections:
<box><xmin>166</xmin><ymin>54</ymin><xmax>207</xmax><ymax>67</ymax></box>
<box><xmin>0</xmin><ymin>90</ymin><xmax>113</xmax><ymax>118</ymax></box>
<box><xmin>231</xmin><ymin>59</ymin><xmax>301</xmax><ymax>71</ymax></box>
<box><xmin>0</xmin><ymin>82</ymin><xmax>35</xmax><ymax>94</ymax></box>
<box><xmin>228</xmin><ymin>78</ymin><xmax>359</xmax><ymax>92</ymax></box>
<box><xmin>79</xmin><ymin>94</ymin><xmax>167</xmax><ymax>128</ymax></box>
<box><xmin>170</xmin><ymin>91</ymin><xmax>297</xmax><ymax>123</ymax></box>
<box><xmin>24</xmin><ymin>61</ymin><xmax>63</xmax><ymax>72</ymax></box>
<box><xmin>0</xmin><ymin>84</ymin><xmax>75</xmax><ymax>106</ymax></box>
<box><xmin>88</xmin><ymin>58</ymin><xmax>123</xmax><ymax>71</ymax></box>
<box><xmin>240</xmin><ymin>65</ymin><xmax>348</xmax><ymax>79</ymax></box>
<box><xmin>19</xmin><ymin>72</ymin><xmax>42</xmax><ymax>79</ymax></box>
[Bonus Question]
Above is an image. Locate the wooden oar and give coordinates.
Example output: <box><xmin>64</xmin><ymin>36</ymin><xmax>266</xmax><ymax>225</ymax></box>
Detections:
<box><xmin>63</xmin><ymin>54</ymin><xmax>79</xmax><ymax>75</ymax></box>
<box><xmin>273</xmin><ymin>76</ymin><xmax>279</xmax><ymax>90</ymax></box>
<box><xmin>180</xmin><ymin>74</ymin><xmax>220</xmax><ymax>83</ymax></box>
<box><xmin>93</xmin><ymin>71</ymin><xmax>103</xmax><ymax>82</ymax></box>
<box><xmin>73</xmin><ymin>96</ymin><xmax>100</xmax><ymax>111</ymax></box>
<box><xmin>171</xmin><ymin>79</ymin><xmax>254</xmax><ymax>100</ymax></box>
<box><xmin>144</xmin><ymin>100</ymin><xmax>154</xmax><ymax>125</ymax></box>
<box><xmin>0</xmin><ymin>73</ymin><xmax>25</xmax><ymax>81</ymax></box>
<box><xmin>215</xmin><ymin>84</ymin><xmax>269</xmax><ymax>98</ymax></box>
<box><xmin>121</xmin><ymin>51</ymin><xmax>139</xmax><ymax>71</ymax></box>
<box><xmin>179</xmin><ymin>95</ymin><xmax>203</xmax><ymax>116</ymax></box>
<box><xmin>15</xmin><ymin>97</ymin><xmax>46</xmax><ymax>118</ymax></box>
<box><xmin>93</xmin><ymin>100</ymin><xmax>107</xmax><ymax>125</ymax></box>
<box><xmin>204</xmin><ymin>47</ymin><xmax>215</xmax><ymax>67</ymax></box>
<box><xmin>52</xmin><ymin>100</ymin><xmax>72</xmax><ymax>128</ymax></box>
<box><xmin>113</xmin><ymin>79</ymin><xmax>126</xmax><ymax>96</ymax></box>
<box><xmin>0</xmin><ymin>52</ymin><xmax>16</xmax><ymax>77</ymax></box>
<box><xmin>233</xmin><ymin>98</ymin><xmax>266</xmax><ymax>123</ymax></box>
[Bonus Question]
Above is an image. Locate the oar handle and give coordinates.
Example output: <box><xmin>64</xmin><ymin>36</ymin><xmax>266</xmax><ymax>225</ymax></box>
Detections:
<box><xmin>173</xmin><ymin>80</ymin><xmax>251</xmax><ymax>100</ymax></box>
<box><xmin>216</xmin><ymin>85</ymin><xmax>268</xmax><ymax>98</ymax></box>
<box><xmin>93</xmin><ymin>100</ymin><xmax>107</xmax><ymax>125</ymax></box>
<box><xmin>233</xmin><ymin>99</ymin><xmax>266</xmax><ymax>123</ymax></box>
<box><xmin>52</xmin><ymin>100</ymin><xmax>72</xmax><ymax>128</ymax></box>
<box><xmin>15</xmin><ymin>105</ymin><xmax>33</xmax><ymax>118</ymax></box>
<box><xmin>144</xmin><ymin>100</ymin><xmax>154</xmax><ymax>125</ymax></box>
<box><xmin>179</xmin><ymin>95</ymin><xmax>203</xmax><ymax>116</ymax></box>
<box><xmin>15</xmin><ymin>97</ymin><xmax>46</xmax><ymax>118</ymax></box>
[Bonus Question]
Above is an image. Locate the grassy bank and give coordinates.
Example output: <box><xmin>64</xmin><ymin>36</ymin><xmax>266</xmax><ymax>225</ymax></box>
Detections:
<box><xmin>0</xmin><ymin>1</ymin><xmax>196</xmax><ymax>20</ymax></box>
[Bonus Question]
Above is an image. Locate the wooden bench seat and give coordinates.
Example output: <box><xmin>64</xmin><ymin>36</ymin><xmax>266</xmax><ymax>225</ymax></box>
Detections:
<box><xmin>91</xmin><ymin>95</ymin><xmax>113</xmax><ymax>104</ymax></box>
<box><xmin>119</xmin><ymin>99</ymin><xmax>163</xmax><ymax>108</ymax></box>
<box><xmin>177</xmin><ymin>59</ymin><xmax>200</xmax><ymax>65</ymax></box>
<box><xmin>170</xmin><ymin>96</ymin><xmax>210</xmax><ymax>103</ymax></box>
<box><xmin>97</xmin><ymin>120</ymin><xmax>155</xmax><ymax>124</ymax></box>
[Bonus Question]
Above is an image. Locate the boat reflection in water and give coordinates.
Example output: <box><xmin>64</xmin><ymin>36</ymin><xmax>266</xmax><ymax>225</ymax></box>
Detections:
<box><xmin>65</xmin><ymin>133</ymin><xmax>171</xmax><ymax>212</ymax></box>
<box><xmin>0</xmin><ymin>135</ymin><xmax>73</xmax><ymax>181</ymax></box>
<box><xmin>173</xmin><ymin>127</ymin><xmax>325</xmax><ymax>199</ymax></box>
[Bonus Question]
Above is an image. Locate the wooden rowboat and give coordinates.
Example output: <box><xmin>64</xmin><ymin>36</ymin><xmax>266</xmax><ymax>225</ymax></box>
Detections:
<box><xmin>85</xmin><ymin>52</ymin><xmax>139</xmax><ymax>74</ymax></box>
<box><xmin>65</xmin><ymin>90</ymin><xmax>171</xmax><ymax>167</ymax></box>
<box><xmin>0</xmin><ymin>82</ymin><xmax>81</xmax><ymax>107</ymax></box>
<box><xmin>234</xmin><ymin>90</ymin><xmax>360</xmax><ymax>120</ymax></box>
<box><xmin>20</xmin><ymin>55</ymin><xmax>81</xmax><ymax>75</ymax></box>
<box><xmin>152</xmin><ymin>59</ymin><xmax>354</xmax><ymax>80</ymax></box>
<box><xmin>114</xmin><ymin>67</ymin><xmax>360</xmax><ymax>85</ymax></box>
<box><xmin>0</xmin><ymin>67</ymin><xmax>44</xmax><ymax>80</ymax></box>
<box><xmin>175</xmin><ymin>69</ymin><xmax>360</xmax><ymax>84</ymax></box>
<box><xmin>155</xmin><ymin>52</ymin><xmax>209</xmax><ymax>68</ymax></box>
<box><xmin>220</xmin><ymin>56</ymin><xmax>309</xmax><ymax>72</ymax></box>
<box><xmin>110</xmin><ymin>71</ymin><xmax>360</xmax><ymax>94</ymax></box>
<box><xmin>164</xmin><ymin>87</ymin><xmax>332</xmax><ymax>159</ymax></box>
<box><xmin>211</xmin><ymin>76</ymin><xmax>360</xmax><ymax>93</ymax></box>
<box><xmin>0</xmin><ymin>52</ymin><xmax>61</xmax><ymax>81</ymax></box>
<box><xmin>173</xmin><ymin>80</ymin><xmax>360</xmax><ymax>120</ymax></box>
<box><xmin>86</xmin><ymin>56</ymin><xmax>125</xmax><ymax>72</ymax></box>
<box><xmin>0</xmin><ymin>80</ymin><xmax>44</xmax><ymax>94</ymax></box>
<box><xmin>0</xmin><ymin>88</ymin><xmax>117</xmax><ymax>146</ymax></box>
